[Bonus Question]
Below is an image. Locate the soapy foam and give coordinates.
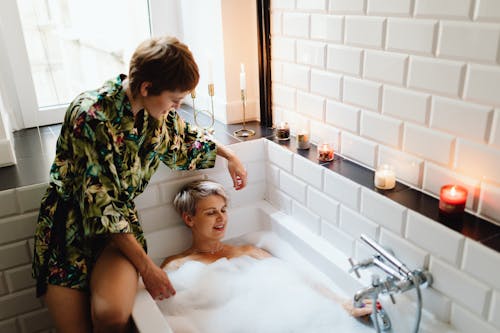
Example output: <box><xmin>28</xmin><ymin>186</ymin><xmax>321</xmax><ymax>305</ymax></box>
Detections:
<box><xmin>157</xmin><ymin>231</ymin><xmax>372</xmax><ymax>333</ymax></box>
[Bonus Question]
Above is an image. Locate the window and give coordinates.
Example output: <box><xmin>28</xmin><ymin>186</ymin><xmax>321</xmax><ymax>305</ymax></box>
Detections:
<box><xmin>17</xmin><ymin>0</ymin><xmax>150</xmax><ymax>109</ymax></box>
<box><xmin>0</xmin><ymin>0</ymin><xmax>179</xmax><ymax>129</ymax></box>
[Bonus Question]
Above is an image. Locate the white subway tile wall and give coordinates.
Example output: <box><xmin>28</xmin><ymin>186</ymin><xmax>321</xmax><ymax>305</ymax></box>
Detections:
<box><xmin>451</xmin><ymin>303</ymin><xmax>499</xmax><ymax>333</ymax></box>
<box><xmin>377</xmin><ymin>145</ymin><xmax>423</xmax><ymax>187</ymax></box>
<box><xmin>2</xmin><ymin>138</ymin><xmax>500</xmax><ymax>331</ymax></box>
<box><xmin>475</xmin><ymin>0</ymin><xmax>500</xmax><ymax>22</ymax></box>
<box><xmin>490</xmin><ymin>109</ymin><xmax>500</xmax><ymax>148</ymax></box>
<box><xmin>360</xmin><ymin>188</ymin><xmax>407</xmax><ymax>235</ymax></box>
<box><xmin>325</xmin><ymin>100</ymin><xmax>359</xmax><ymax>133</ymax></box>
<box><xmin>382</xmin><ymin>85</ymin><xmax>430</xmax><ymax>124</ymax></box>
<box><xmin>430</xmin><ymin>257</ymin><xmax>491</xmax><ymax>316</ymax></box>
<box><xmin>363</xmin><ymin>50</ymin><xmax>408</xmax><ymax>86</ymax></box>
<box><xmin>367</xmin><ymin>0</ymin><xmax>412</xmax><ymax>16</ymax></box>
<box><xmin>406</xmin><ymin>211</ymin><xmax>464</xmax><ymax>266</ymax></box>
<box><xmin>271</xmin><ymin>1</ymin><xmax>500</xmax><ymax>229</ymax></box>
<box><xmin>311</xmin><ymin>69</ymin><xmax>342</xmax><ymax>100</ymax></box>
<box><xmin>266</xmin><ymin>138</ymin><xmax>500</xmax><ymax>330</ymax></box>
<box><xmin>311</xmin><ymin>14</ymin><xmax>343</xmax><ymax>42</ymax></box>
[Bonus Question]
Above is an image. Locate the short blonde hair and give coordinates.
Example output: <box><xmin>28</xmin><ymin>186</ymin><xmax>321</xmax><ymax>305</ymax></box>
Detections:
<box><xmin>128</xmin><ymin>36</ymin><xmax>199</xmax><ymax>97</ymax></box>
<box><xmin>173</xmin><ymin>180</ymin><xmax>228</xmax><ymax>216</ymax></box>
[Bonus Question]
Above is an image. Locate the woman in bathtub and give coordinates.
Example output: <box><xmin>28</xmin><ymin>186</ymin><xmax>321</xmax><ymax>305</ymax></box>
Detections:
<box><xmin>160</xmin><ymin>179</ymin><xmax>373</xmax><ymax>319</ymax></box>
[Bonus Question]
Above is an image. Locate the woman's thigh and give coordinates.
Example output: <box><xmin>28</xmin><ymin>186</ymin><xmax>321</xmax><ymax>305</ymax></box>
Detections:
<box><xmin>90</xmin><ymin>243</ymin><xmax>139</xmax><ymax>322</ymax></box>
<box><xmin>44</xmin><ymin>284</ymin><xmax>91</xmax><ymax>333</ymax></box>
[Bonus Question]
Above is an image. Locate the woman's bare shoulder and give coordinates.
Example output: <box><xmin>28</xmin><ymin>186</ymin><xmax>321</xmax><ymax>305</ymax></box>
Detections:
<box><xmin>160</xmin><ymin>252</ymin><xmax>191</xmax><ymax>269</ymax></box>
<box><xmin>238</xmin><ymin>244</ymin><xmax>272</xmax><ymax>259</ymax></box>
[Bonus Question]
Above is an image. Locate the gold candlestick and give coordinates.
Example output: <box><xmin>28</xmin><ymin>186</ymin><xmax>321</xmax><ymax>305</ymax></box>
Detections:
<box><xmin>192</xmin><ymin>86</ymin><xmax>215</xmax><ymax>134</ymax></box>
<box><xmin>233</xmin><ymin>89</ymin><xmax>255</xmax><ymax>137</ymax></box>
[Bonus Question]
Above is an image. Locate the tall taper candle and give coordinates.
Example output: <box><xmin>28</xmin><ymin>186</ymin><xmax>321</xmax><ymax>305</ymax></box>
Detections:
<box><xmin>240</xmin><ymin>63</ymin><xmax>246</xmax><ymax>91</ymax></box>
<box><xmin>208</xmin><ymin>58</ymin><xmax>214</xmax><ymax>84</ymax></box>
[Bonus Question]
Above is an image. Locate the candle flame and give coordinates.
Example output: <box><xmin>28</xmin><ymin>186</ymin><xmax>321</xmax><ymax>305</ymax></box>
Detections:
<box><xmin>450</xmin><ymin>186</ymin><xmax>456</xmax><ymax>196</ymax></box>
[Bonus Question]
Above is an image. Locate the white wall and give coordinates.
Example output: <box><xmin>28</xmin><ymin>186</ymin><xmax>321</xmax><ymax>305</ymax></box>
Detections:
<box><xmin>180</xmin><ymin>0</ymin><xmax>260</xmax><ymax>124</ymax></box>
<box><xmin>270</xmin><ymin>0</ymin><xmax>500</xmax><ymax>225</ymax></box>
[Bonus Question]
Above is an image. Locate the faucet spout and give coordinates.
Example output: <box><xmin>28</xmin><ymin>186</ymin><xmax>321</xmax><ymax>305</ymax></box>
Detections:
<box><xmin>353</xmin><ymin>285</ymin><xmax>377</xmax><ymax>307</ymax></box>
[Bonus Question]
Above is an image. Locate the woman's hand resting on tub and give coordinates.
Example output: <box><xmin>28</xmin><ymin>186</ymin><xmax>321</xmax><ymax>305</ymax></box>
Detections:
<box><xmin>141</xmin><ymin>262</ymin><xmax>176</xmax><ymax>300</ymax></box>
<box><xmin>342</xmin><ymin>299</ymin><xmax>373</xmax><ymax>317</ymax></box>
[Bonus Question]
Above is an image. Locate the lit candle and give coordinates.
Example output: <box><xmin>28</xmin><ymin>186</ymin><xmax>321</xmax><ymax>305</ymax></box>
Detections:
<box><xmin>207</xmin><ymin>58</ymin><xmax>214</xmax><ymax>84</ymax></box>
<box><xmin>439</xmin><ymin>185</ymin><xmax>468</xmax><ymax>215</ymax></box>
<box><xmin>374</xmin><ymin>164</ymin><xmax>396</xmax><ymax>190</ymax></box>
<box><xmin>317</xmin><ymin>142</ymin><xmax>334</xmax><ymax>162</ymax></box>
<box><xmin>240</xmin><ymin>63</ymin><xmax>246</xmax><ymax>91</ymax></box>
<box><xmin>276</xmin><ymin>122</ymin><xmax>290</xmax><ymax>141</ymax></box>
<box><xmin>296</xmin><ymin>129</ymin><xmax>310</xmax><ymax>149</ymax></box>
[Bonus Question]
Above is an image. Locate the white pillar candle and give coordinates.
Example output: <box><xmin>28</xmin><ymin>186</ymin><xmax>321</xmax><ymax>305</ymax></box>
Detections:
<box><xmin>240</xmin><ymin>63</ymin><xmax>246</xmax><ymax>91</ymax></box>
<box><xmin>374</xmin><ymin>164</ymin><xmax>396</xmax><ymax>190</ymax></box>
<box><xmin>207</xmin><ymin>58</ymin><xmax>214</xmax><ymax>84</ymax></box>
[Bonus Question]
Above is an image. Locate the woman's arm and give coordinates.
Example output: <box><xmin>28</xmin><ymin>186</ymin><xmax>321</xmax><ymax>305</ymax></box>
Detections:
<box><xmin>112</xmin><ymin>233</ymin><xmax>176</xmax><ymax>299</ymax></box>
<box><xmin>215</xmin><ymin>143</ymin><xmax>247</xmax><ymax>190</ymax></box>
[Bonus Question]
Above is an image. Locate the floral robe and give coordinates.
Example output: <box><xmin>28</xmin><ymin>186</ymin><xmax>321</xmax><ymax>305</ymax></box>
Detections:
<box><xmin>32</xmin><ymin>75</ymin><xmax>217</xmax><ymax>296</ymax></box>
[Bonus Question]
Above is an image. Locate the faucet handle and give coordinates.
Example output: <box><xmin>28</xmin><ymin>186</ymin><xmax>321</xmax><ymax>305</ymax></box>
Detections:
<box><xmin>382</xmin><ymin>280</ymin><xmax>397</xmax><ymax>304</ymax></box>
<box><xmin>348</xmin><ymin>258</ymin><xmax>361</xmax><ymax>278</ymax></box>
<box><xmin>371</xmin><ymin>274</ymin><xmax>380</xmax><ymax>286</ymax></box>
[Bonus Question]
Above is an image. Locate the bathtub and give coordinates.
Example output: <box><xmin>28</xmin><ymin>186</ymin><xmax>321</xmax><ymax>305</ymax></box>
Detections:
<box><xmin>132</xmin><ymin>200</ymin><xmax>459</xmax><ymax>333</ymax></box>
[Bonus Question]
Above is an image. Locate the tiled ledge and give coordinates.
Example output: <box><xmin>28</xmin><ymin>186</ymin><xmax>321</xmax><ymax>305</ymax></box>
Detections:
<box><xmin>268</xmin><ymin>136</ymin><xmax>500</xmax><ymax>253</ymax></box>
<box><xmin>1</xmin><ymin>107</ymin><xmax>499</xmax><ymax>252</ymax></box>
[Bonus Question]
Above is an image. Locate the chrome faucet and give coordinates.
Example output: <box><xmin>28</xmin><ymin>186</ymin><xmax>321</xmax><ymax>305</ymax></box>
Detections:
<box><xmin>348</xmin><ymin>234</ymin><xmax>433</xmax><ymax>333</ymax></box>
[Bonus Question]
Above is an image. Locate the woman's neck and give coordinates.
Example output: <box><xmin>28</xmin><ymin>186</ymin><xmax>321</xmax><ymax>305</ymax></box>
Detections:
<box><xmin>123</xmin><ymin>79</ymin><xmax>143</xmax><ymax>117</ymax></box>
<box><xmin>190</xmin><ymin>239</ymin><xmax>224</xmax><ymax>255</ymax></box>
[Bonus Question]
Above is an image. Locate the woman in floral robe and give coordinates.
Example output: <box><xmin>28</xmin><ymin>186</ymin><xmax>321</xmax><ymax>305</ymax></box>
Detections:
<box><xmin>32</xmin><ymin>36</ymin><xmax>247</xmax><ymax>333</ymax></box>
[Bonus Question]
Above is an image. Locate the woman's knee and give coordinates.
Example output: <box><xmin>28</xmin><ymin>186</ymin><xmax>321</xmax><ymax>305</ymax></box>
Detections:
<box><xmin>91</xmin><ymin>296</ymin><xmax>131</xmax><ymax>331</ymax></box>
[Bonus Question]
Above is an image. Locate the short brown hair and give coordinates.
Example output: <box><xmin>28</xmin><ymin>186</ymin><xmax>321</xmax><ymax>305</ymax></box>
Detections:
<box><xmin>128</xmin><ymin>36</ymin><xmax>199</xmax><ymax>97</ymax></box>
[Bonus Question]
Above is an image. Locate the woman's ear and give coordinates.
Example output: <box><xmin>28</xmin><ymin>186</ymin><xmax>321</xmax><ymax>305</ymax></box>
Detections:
<box><xmin>140</xmin><ymin>81</ymin><xmax>152</xmax><ymax>97</ymax></box>
<box><xmin>182</xmin><ymin>212</ymin><xmax>194</xmax><ymax>227</ymax></box>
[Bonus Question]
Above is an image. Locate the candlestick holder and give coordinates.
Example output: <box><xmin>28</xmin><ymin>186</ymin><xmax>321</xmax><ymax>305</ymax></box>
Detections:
<box><xmin>233</xmin><ymin>89</ymin><xmax>255</xmax><ymax>137</ymax></box>
<box><xmin>191</xmin><ymin>86</ymin><xmax>215</xmax><ymax>134</ymax></box>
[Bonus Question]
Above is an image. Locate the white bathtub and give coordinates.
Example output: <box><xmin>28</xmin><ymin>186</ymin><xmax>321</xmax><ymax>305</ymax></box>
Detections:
<box><xmin>132</xmin><ymin>201</ymin><xmax>459</xmax><ymax>333</ymax></box>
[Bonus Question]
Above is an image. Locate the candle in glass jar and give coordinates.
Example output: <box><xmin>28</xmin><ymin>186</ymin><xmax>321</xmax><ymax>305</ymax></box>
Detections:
<box><xmin>296</xmin><ymin>130</ymin><xmax>310</xmax><ymax>149</ymax></box>
<box><xmin>439</xmin><ymin>185</ymin><xmax>467</xmax><ymax>215</ymax></box>
<box><xmin>374</xmin><ymin>164</ymin><xmax>396</xmax><ymax>190</ymax></box>
<box><xmin>276</xmin><ymin>122</ymin><xmax>290</xmax><ymax>140</ymax></box>
<box><xmin>317</xmin><ymin>143</ymin><xmax>334</xmax><ymax>162</ymax></box>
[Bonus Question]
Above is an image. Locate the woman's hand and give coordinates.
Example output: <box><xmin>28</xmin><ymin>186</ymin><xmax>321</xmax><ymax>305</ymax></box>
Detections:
<box><xmin>141</xmin><ymin>262</ymin><xmax>176</xmax><ymax>301</ymax></box>
<box><xmin>227</xmin><ymin>155</ymin><xmax>247</xmax><ymax>190</ymax></box>
<box><xmin>342</xmin><ymin>299</ymin><xmax>373</xmax><ymax>317</ymax></box>
<box><xmin>215</xmin><ymin>142</ymin><xmax>247</xmax><ymax>190</ymax></box>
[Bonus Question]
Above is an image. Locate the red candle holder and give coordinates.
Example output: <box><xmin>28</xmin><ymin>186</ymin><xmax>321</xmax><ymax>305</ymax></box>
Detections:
<box><xmin>317</xmin><ymin>143</ymin><xmax>334</xmax><ymax>162</ymax></box>
<box><xmin>439</xmin><ymin>185</ymin><xmax>467</xmax><ymax>215</ymax></box>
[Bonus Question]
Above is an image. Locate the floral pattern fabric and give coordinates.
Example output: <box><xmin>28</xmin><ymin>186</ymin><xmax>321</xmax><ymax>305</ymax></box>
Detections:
<box><xmin>32</xmin><ymin>75</ymin><xmax>217</xmax><ymax>296</ymax></box>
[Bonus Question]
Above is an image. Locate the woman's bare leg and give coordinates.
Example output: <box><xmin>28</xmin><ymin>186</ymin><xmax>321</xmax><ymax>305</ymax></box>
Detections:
<box><xmin>44</xmin><ymin>285</ymin><xmax>91</xmax><ymax>333</ymax></box>
<box><xmin>90</xmin><ymin>243</ymin><xmax>139</xmax><ymax>333</ymax></box>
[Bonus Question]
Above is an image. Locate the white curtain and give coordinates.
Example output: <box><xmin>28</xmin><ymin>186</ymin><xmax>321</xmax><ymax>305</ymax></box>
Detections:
<box><xmin>0</xmin><ymin>2</ymin><xmax>25</xmax><ymax>131</ymax></box>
